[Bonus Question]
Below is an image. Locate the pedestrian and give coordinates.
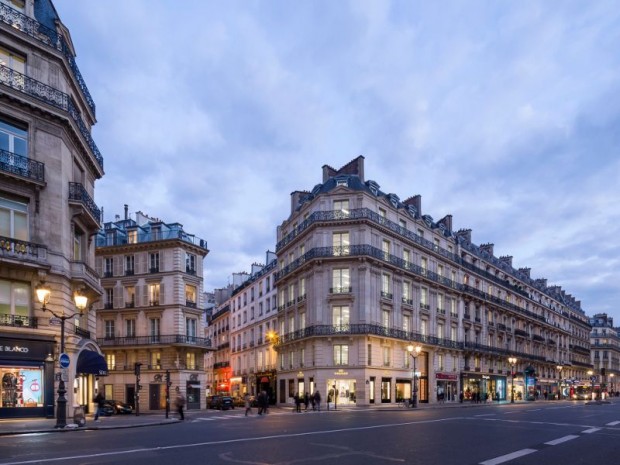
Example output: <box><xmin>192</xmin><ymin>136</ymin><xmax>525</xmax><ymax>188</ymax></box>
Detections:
<box><xmin>93</xmin><ymin>391</ymin><xmax>105</xmax><ymax>421</ymax></box>
<box><xmin>244</xmin><ymin>393</ymin><xmax>252</xmax><ymax>416</ymax></box>
<box><xmin>304</xmin><ymin>392</ymin><xmax>309</xmax><ymax>411</ymax></box>
<box><xmin>496</xmin><ymin>391</ymin><xmax>500</xmax><ymax>403</ymax></box>
<box><xmin>176</xmin><ymin>391</ymin><xmax>186</xmax><ymax>421</ymax></box>
<box><xmin>314</xmin><ymin>390</ymin><xmax>321</xmax><ymax>412</ymax></box>
<box><xmin>311</xmin><ymin>393</ymin><xmax>316</xmax><ymax>411</ymax></box>
<box><xmin>294</xmin><ymin>393</ymin><xmax>301</xmax><ymax>412</ymax></box>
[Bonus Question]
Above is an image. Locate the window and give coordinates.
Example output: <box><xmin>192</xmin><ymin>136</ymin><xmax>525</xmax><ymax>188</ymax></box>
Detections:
<box><xmin>403</xmin><ymin>315</ymin><xmax>411</xmax><ymax>332</ymax></box>
<box><xmin>288</xmin><ymin>283</ymin><xmax>295</xmax><ymax>303</ymax></box>
<box><xmin>125</xmin><ymin>319</ymin><xmax>136</xmax><ymax>337</ymax></box>
<box><xmin>334</xmin><ymin>345</ymin><xmax>349</xmax><ymax>365</ymax></box>
<box><xmin>104</xmin><ymin>320</ymin><xmax>115</xmax><ymax>339</ymax></box>
<box><xmin>437</xmin><ymin>323</ymin><xmax>444</xmax><ymax>339</ymax></box>
<box><xmin>150</xmin><ymin>318</ymin><xmax>160</xmax><ymax>339</ymax></box>
<box><xmin>259</xmin><ymin>302</ymin><xmax>263</xmax><ymax>316</ymax></box>
<box><xmin>421</xmin><ymin>257</ymin><xmax>428</xmax><ymax>274</ymax></box>
<box><xmin>383</xmin><ymin>347</ymin><xmax>390</xmax><ymax>366</ymax></box>
<box><xmin>73</xmin><ymin>229</ymin><xmax>83</xmax><ymax>261</ymax></box>
<box><xmin>185</xmin><ymin>284</ymin><xmax>197</xmax><ymax>307</ymax></box>
<box><xmin>0</xmin><ymin>279</ymin><xmax>29</xmax><ymax>320</ymax></box>
<box><xmin>0</xmin><ymin>49</ymin><xmax>26</xmax><ymax>90</ymax></box>
<box><xmin>381</xmin><ymin>273</ymin><xmax>391</xmax><ymax>298</ymax></box>
<box><xmin>382</xmin><ymin>309</ymin><xmax>390</xmax><ymax>328</ymax></box>
<box><xmin>332</xmin><ymin>232</ymin><xmax>350</xmax><ymax>256</ymax></box>
<box><xmin>437</xmin><ymin>294</ymin><xmax>444</xmax><ymax>311</ymax></box>
<box><xmin>186</xmin><ymin>352</ymin><xmax>196</xmax><ymax>370</ymax></box>
<box><xmin>382</xmin><ymin>239</ymin><xmax>390</xmax><ymax>260</ymax></box>
<box><xmin>127</xmin><ymin>230</ymin><xmax>137</xmax><ymax>244</ymax></box>
<box><xmin>421</xmin><ymin>288</ymin><xmax>428</xmax><ymax>307</ymax></box>
<box><xmin>332</xmin><ymin>268</ymin><xmax>350</xmax><ymax>293</ymax></box>
<box><xmin>186</xmin><ymin>318</ymin><xmax>197</xmax><ymax>340</ymax></box>
<box><xmin>368</xmin><ymin>344</ymin><xmax>372</xmax><ymax>365</ymax></box>
<box><xmin>421</xmin><ymin>319</ymin><xmax>428</xmax><ymax>336</ymax></box>
<box><xmin>125</xmin><ymin>286</ymin><xmax>135</xmax><ymax>307</ymax></box>
<box><xmin>149</xmin><ymin>252</ymin><xmax>159</xmax><ymax>272</ymax></box>
<box><xmin>378</xmin><ymin>207</ymin><xmax>387</xmax><ymax>222</ymax></box>
<box><xmin>404</xmin><ymin>349</ymin><xmax>410</xmax><ymax>368</ymax></box>
<box><xmin>105</xmin><ymin>288</ymin><xmax>113</xmax><ymax>308</ymax></box>
<box><xmin>125</xmin><ymin>255</ymin><xmax>134</xmax><ymax>275</ymax></box>
<box><xmin>299</xmin><ymin>278</ymin><xmax>306</xmax><ymax>298</ymax></box>
<box><xmin>148</xmin><ymin>283</ymin><xmax>160</xmax><ymax>305</ymax></box>
<box><xmin>437</xmin><ymin>265</ymin><xmax>444</xmax><ymax>277</ymax></box>
<box><xmin>333</xmin><ymin>305</ymin><xmax>350</xmax><ymax>327</ymax></box>
<box><xmin>402</xmin><ymin>280</ymin><xmax>412</xmax><ymax>304</ymax></box>
<box><xmin>106</xmin><ymin>354</ymin><xmax>116</xmax><ymax>371</ymax></box>
<box><xmin>438</xmin><ymin>354</ymin><xmax>444</xmax><ymax>371</ymax></box>
<box><xmin>104</xmin><ymin>258</ymin><xmax>113</xmax><ymax>277</ymax></box>
<box><xmin>150</xmin><ymin>351</ymin><xmax>161</xmax><ymax>369</ymax></box>
<box><xmin>451</xmin><ymin>326</ymin><xmax>457</xmax><ymax>341</ymax></box>
<box><xmin>434</xmin><ymin>238</ymin><xmax>440</xmax><ymax>250</ymax></box>
<box><xmin>0</xmin><ymin>197</ymin><xmax>28</xmax><ymax>241</ymax></box>
<box><xmin>300</xmin><ymin>312</ymin><xmax>306</xmax><ymax>330</ymax></box>
<box><xmin>334</xmin><ymin>199</ymin><xmax>349</xmax><ymax>216</ymax></box>
<box><xmin>186</xmin><ymin>253</ymin><xmax>196</xmax><ymax>274</ymax></box>
<box><xmin>403</xmin><ymin>249</ymin><xmax>411</xmax><ymax>266</ymax></box>
<box><xmin>399</xmin><ymin>219</ymin><xmax>406</xmax><ymax>230</ymax></box>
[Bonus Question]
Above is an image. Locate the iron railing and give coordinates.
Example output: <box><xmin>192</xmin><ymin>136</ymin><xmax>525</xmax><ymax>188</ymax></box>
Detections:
<box><xmin>0</xmin><ymin>313</ymin><xmax>37</xmax><ymax>328</ymax></box>
<box><xmin>0</xmin><ymin>64</ymin><xmax>103</xmax><ymax>170</ymax></box>
<box><xmin>97</xmin><ymin>334</ymin><xmax>212</xmax><ymax>348</ymax></box>
<box><xmin>0</xmin><ymin>2</ymin><xmax>96</xmax><ymax>115</ymax></box>
<box><xmin>0</xmin><ymin>235</ymin><xmax>46</xmax><ymax>262</ymax></box>
<box><xmin>68</xmin><ymin>182</ymin><xmax>101</xmax><ymax>224</ymax></box>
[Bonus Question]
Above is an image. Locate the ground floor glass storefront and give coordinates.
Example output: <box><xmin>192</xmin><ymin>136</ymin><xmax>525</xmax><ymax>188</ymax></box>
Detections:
<box><xmin>461</xmin><ymin>373</ymin><xmax>507</xmax><ymax>401</ymax></box>
<box><xmin>327</xmin><ymin>378</ymin><xmax>356</xmax><ymax>405</ymax></box>
<box><xmin>1</xmin><ymin>366</ymin><xmax>44</xmax><ymax>408</ymax></box>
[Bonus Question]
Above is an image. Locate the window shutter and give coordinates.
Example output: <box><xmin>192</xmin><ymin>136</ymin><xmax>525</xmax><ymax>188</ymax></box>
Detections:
<box><xmin>114</xmin><ymin>284</ymin><xmax>123</xmax><ymax>308</ymax></box>
<box><xmin>142</xmin><ymin>284</ymin><xmax>148</xmax><ymax>307</ymax></box>
<box><xmin>160</xmin><ymin>283</ymin><xmax>165</xmax><ymax>306</ymax></box>
<box><xmin>137</xmin><ymin>253</ymin><xmax>146</xmax><ymax>274</ymax></box>
<box><xmin>114</xmin><ymin>257</ymin><xmax>122</xmax><ymax>276</ymax></box>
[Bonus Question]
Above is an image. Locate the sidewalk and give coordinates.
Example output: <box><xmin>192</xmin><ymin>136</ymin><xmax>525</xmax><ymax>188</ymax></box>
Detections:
<box><xmin>0</xmin><ymin>413</ymin><xmax>180</xmax><ymax>436</ymax></box>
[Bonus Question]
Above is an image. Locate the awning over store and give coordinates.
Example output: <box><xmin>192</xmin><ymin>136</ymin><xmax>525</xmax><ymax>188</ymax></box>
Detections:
<box><xmin>260</xmin><ymin>377</ymin><xmax>269</xmax><ymax>383</ymax></box>
<box><xmin>76</xmin><ymin>350</ymin><xmax>108</xmax><ymax>376</ymax></box>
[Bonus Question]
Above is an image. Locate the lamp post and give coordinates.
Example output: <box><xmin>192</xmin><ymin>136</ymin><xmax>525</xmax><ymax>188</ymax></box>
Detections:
<box><xmin>556</xmin><ymin>365</ymin><xmax>563</xmax><ymax>400</ymax></box>
<box><xmin>587</xmin><ymin>369</ymin><xmax>595</xmax><ymax>400</ymax></box>
<box><xmin>36</xmin><ymin>283</ymin><xmax>88</xmax><ymax>429</ymax></box>
<box><xmin>407</xmin><ymin>344</ymin><xmax>422</xmax><ymax>408</ymax></box>
<box><xmin>508</xmin><ymin>357</ymin><xmax>517</xmax><ymax>403</ymax></box>
<box><xmin>610</xmin><ymin>373</ymin><xmax>615</xmax><ymax>396</ymax></box>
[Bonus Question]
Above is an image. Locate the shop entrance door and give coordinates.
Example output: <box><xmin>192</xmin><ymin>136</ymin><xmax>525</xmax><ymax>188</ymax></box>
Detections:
<box><xmin>149</xmin><ymin>384</ymin><xmax>160</xmax><ymax>410</ymax></box>
<box><xmin>126</xmin><ymin>385</ymin><xmax>135</xmax><ymax>408</ymax></box>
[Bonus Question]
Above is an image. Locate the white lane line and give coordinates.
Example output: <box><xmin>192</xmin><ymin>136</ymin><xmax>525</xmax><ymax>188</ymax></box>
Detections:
<box><xmin>606</xmin><ymin>421</ymin><xmax>620</xmax><ymax>426</ymax></box>
<box><xmin>582</xmin><ymin>427</ymin><xmax>601</xmax><ymax>434</ymax></box>
<box><xmin>545</xmin><ymin>435</ymin><xmax>579</xmax><ymax>445</ymax></box>
<box><xmin>479</xmin><ymin>448</ymin><xmax>537</xmax><ymax>465</ymax></box>
<box><xmin>475</xmin><ymin>414</ymin><xmax>496</xmax><ymax>417</ymax></box>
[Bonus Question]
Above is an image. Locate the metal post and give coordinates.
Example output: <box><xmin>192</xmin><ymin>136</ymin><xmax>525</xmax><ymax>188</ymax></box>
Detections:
<box><xmin>55</xmin><ymin>317</ymin><xmax>67</xmax><ymax>429</ymax></box>
<box><xmin>334</xmin><ymin>384</ymin><xmax>337</xmax><ymax>411</ymax></box>
<box><xmin>511</xmin><ymin>368</ymin><xmax>515</xmax><ymax>403</ymax></box>
<box><xmin>412</xmin><ymin>355</ymin><xmax>418</xmax><ymax>408</ymax></box>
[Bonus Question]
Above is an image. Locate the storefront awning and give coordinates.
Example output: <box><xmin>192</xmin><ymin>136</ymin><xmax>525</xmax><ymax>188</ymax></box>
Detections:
<box><xmin>260</xmin><ymin>377</ymin><xmax>269</xmax><ymax>383</ymax></box>
<box><xmin>76</xmin><ymin>350</ymin><xmax>108</xmax><ymax>376</ymax></box>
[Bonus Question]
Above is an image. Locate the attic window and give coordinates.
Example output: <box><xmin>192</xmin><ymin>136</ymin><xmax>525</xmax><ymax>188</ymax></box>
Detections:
<box><xmin>336</xmin><ymin>179</ymin><xmax>348</xmax><ymax>187</ymax></box>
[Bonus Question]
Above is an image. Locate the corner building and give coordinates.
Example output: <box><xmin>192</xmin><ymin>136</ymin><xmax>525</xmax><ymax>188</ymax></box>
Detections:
<box><xmin>1</xmin><ymin>0</ymin><xmax>104</xmax><ymax>418</ymax></box>
<box><xmin>95</xmin><ymin>210</ymin><xmax>211</xmax><ymax>411</ymax></box>
<box><xmin>273</xmin><ymin>157</ymin><xmax>591</xmax><ymax>406</ymax></box>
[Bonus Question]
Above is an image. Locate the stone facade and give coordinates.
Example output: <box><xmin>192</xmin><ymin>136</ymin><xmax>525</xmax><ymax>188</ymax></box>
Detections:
<box><xmin>0</xmin><ymin>0</ymin><xmax>104</xmax><ymax>418</ymax></box>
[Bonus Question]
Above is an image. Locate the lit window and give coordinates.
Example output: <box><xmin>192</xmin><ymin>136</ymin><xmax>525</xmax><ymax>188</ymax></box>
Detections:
<box><xmin>334</xmin><ymin>345</ymin><xmax>349</xmax><ymax>365</ymax></box>
<box><xmin>0</xmin><ymin>196</ymin><xmax>28</xmax><ymax>241</ymax></box>
<box><xmin>332</xmin><ymin>232</ymin><xmax>350</xmax><ymax>255</ymax></box>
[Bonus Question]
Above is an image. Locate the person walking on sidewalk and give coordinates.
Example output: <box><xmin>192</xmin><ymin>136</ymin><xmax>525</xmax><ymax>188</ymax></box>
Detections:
<box><xmin>176</xmin><ymin>391</ymin><xmax>186</xmax><ymax>421</ymax></box>
<box><xmin>314</xmin><ymin>390</ymin><xmax>321</xmax><ymax>412</ymax></box>
<box><xmin>93</xmin><ymin>391</ymin><xmax>105</xmax><ymax>422</ymax></box>
<box><xmin>244</xmin><ymin>393</ymin><xmax>252</xmax><ymax>416</ymax></box>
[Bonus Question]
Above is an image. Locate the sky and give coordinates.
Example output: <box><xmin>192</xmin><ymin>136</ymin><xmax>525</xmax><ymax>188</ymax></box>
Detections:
<box><xmin>53</xmin><ymin>0</ymin><xmax>620</xmax><ymax>321</ymax></box>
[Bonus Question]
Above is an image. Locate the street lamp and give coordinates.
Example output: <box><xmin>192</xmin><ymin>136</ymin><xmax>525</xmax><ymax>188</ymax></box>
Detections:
<box><xmin>407</xmin><ymin>344</ymin><xmax>422</xmax><ymax>408</ymax></box>
<box><xmin>36</xmin><ymin>283</ymin><xmax>88</xmax><ymax>429</ymax></box>
<box><xmin>587</xmin><ymin>369</ymin><xmax>595</xmax><ymax>400</ymax></box>
<box><xmin>556</xmin><ymin>365</ymin><xmax>563</xmax><ymax>400</ymax></box>
<box><xmin>508</xmin><ymin>357</ymin><xmax>517</xmax><ymax>403</ymax></box>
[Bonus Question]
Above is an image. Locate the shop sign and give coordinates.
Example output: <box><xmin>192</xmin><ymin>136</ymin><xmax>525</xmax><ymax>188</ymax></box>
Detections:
<box><xmin>334</xmin><ymin>369</ymin><xmax>349</xmax><ymax>376</ymax></box>
<box><xmin>230</xmin><ymin>377</ymin><xmax>242</xmax><ymax>383</ymax></box>
<box><xmin>0</xmin><ymin>337</ymin><xmax>51</xmax><ymax>361</ymax></box>
<box><xmin>297</xmin><ymin>371</ymin><xmax>304</xmax><ymax>378</ymax></box>
<box><xmin>436</xmin><ymin>372</ymin><xmax>458</xmax><ymax>381</ymax></box>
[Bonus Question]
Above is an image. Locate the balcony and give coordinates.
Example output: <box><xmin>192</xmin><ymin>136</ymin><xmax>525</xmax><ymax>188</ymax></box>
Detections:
<box><xmin>0</xmin><ymin>148</ymin><xmax>45</xmax><ymax>185</ymax></box>
<box><xmin>450</xmin><ymin>312</ymin><xmax>458</xmax><ymax>319</ymax></box>
<box><xmin>70</xmin><ymin>261</ymin><xmax>103</xmax><ymax>296</ymax></box>
<box><xmin>68</xmin><ymin>182</ymin><xmax>101</xmax><ymax>229</ymax></box>
<box><xmin>103</xmin><ymin>302</ymin><xmax>113</xmax><ymax>310</ymax></box>
<box><xmin>420</xmin><ymin>303</ymin><xmax>430</xmax><ymax>311</ymax></box>
<box><xmin>149</xmin><ymin>300</ymin><xmax>159</xmax><ymax>307</ymax></box>
<box><xmin>437</xmin><ymin>308</ymin><xmax>446</xmax><ymax>315</ymax></box>
<box><xmin>0</xmin><ymin>313</ymin><xmax>37</xmax><ymax>328</ymax></box>
<box><xmin>381</xmin><ymin>291</ymin><xmax>393</xmax><ymax>300</ymax></box>
<box><xmin>125</xmin><ymin>269</ymin><xmax>134</xmax><ymax>276</ymax></box>
<box><xmin>74</xmin><ymin>326</ymin><xmax>90</xmax><ymax>339</ymax></box>
<box><xmin>297</xmin><ymin>294</ymin><xmax>307</xmax><ymax>302</ymax></box>
<box><xmin>149</xmin><ymin>267</ymin><xmax>159</xmax><ymax>273</ymax></box>
<box><xmin>330</xmin><ymin>287</ymin><xmax>352</xmax><ymax>294</ymax></box>
<box><xmin>402</xmin><ymin>298</ymin><xmax>413</xmax><ymax>306</ymax></box>
<box><xmin>0</xmin><ymin>235</ymin><xmax>48</xmax><ymax>268</ymax></box>
<box><xmin>0</xmin><ymin>2</ymin><xmax>96</xmax><ymax>116</ymax></box>
<box><xmin>125</xmin><ymin>302</ymin><xmax>135</xmax><ymax>308</ymax></box>
<box><xmin>103</xmin><ymin>271</ymin><xmax>113</xmax><ymax>278</ymax></box>
<box><xmin>97</xmin><ymin>334</ymin><xmax>213</xmax><ymax>348</ymax></box>
<box><xmin>185</xmin><ymin>300</ymin><xmax>197</xmax><ymax>309</ymax></box>
<box><xmin>186</xmin><ymin>267</ymin><xmax>196</xmax><ymax>275</ymax></box>
<box><xmin>514</xmin><ymin>329</ymin><xmax>529</xmax><ymax>338</ymax></box>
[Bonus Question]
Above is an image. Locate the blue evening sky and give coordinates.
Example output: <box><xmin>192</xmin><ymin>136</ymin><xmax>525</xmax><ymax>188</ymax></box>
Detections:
<box><xmin>54</xmin><ymin>0</ymin><xmax>620</xmax><ymax>321</ymax></box>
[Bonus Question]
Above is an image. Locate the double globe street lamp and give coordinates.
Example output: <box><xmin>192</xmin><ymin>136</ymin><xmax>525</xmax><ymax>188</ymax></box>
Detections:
<box><xmin>36</xmin><ymin>283</ymin><xmax>88</xmax><ymax>429</ymax></box>
<box><xmin>508</xmin><ymin>357</ymin><xmax>517</xmax><ymax>403</ymax></box>
<box><xmin>407</xmin><ymin>344</ymin><xmax>422</xmax><ymax>408</ymax></box>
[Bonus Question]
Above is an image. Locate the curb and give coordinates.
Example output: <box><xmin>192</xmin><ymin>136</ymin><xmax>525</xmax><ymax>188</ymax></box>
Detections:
<box><xmin>0</xmin><ymin>419</ymin><xmax>180</xmax><ymax>437</ymax></box>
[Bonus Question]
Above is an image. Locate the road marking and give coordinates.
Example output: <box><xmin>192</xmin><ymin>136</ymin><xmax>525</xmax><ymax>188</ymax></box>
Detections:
<box><xmin>475</xmin><ymin>414</ymin><xmax>496</xmax><ymax>417</ymax></box>
<box><xmin>479</xmin><ymin>448</ymin><xmax>537</xmax><ymax>465</ymax></box>
<box><xmin>582</xmin><ymin>427</ymin><xmax>601</xmax><ymax>434</ymax></box>
<box><xmin>606</xmin><ymin>421</ymin><xmax>620</xmax><ymax>426</ymax></box>
<box><xmin>545</xmin><ymin>435</ymin><xmax>579</xmax><ymax>445</ymax></box>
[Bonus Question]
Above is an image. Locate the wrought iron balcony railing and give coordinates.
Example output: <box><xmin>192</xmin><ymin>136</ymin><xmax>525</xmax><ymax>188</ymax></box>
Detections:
<box><xmin>0</xmin><ymin>148</ymin><xmax>45</xmax><ymax>183</ymax></box>
<box><xmin>0</xmin><ymin>64</ymin><xmax>103</xmax><ymax>170</ymax></box>
<box><xmin>0</xmin><ymin>2</ymin><xmax>96</xmax><ymax>115</ymax></box>
<box><xmin>68</xmin><ymin>182</ymin><xmax>101</xmax><ymax>225</ymax></box>
<box><xmin>0</xmin><ymin>313</ymin><xmax>37</xmax><ymax>328</ymax></box>
<box><xmin>75</xmin><ymin>326</ymin><xmax>90</xmax><ymax>339</ymax></box>
<box><xmin>0</xmin><ymin>235</ymin><xmax>47</xmax><ymax>263</ymax></box>
<box><xmin>97</xmin><ymin>334</ymin><xmax>212</xmax><ymax>348</ymax></box>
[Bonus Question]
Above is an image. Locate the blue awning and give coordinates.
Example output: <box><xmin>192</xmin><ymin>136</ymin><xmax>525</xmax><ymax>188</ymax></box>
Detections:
<box><xmin>76</xmin><ymin>350</ymin><xmax>108</xmax><ymax>376</ymax></box>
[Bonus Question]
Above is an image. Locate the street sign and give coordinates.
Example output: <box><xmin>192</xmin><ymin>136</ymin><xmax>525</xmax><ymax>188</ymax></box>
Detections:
<box><xmin>591</xmin><ymin>376</ymin><xmax>597</xmax><ymax>383</ymax></box>
<box><xmin>49</xmin><ymin>317</ymin><xmax>61</xmax><ymax>326</ymax></box>
<box><xmin>59</xmin><ymin>353</ymin><xmax>70</xmax><ymax>369</ymax></box>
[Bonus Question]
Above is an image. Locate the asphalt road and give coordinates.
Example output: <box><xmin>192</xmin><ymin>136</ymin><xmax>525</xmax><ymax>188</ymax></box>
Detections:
<box><xmin>1</xmin><ymin>402</ymin><xmax>619</xmax><ymax>465</ymax></box>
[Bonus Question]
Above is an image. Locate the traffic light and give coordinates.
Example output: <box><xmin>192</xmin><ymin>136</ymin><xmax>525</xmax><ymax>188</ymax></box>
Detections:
<box><xmin>134</xmin><ymin>362</ymin><xmax>142</xmax><ymax>376</ymax></box>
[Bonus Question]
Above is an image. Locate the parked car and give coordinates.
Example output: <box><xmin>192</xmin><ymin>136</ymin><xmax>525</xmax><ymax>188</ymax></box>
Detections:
<box><xmin>103</xmin><ymin>400</ymin><xmax>134</xmax><ymax>414</ymax></box>
<box><xmin>207</xmin><ymin>395</ymin><xmax>234</xmax><ymax>410</ymax></box>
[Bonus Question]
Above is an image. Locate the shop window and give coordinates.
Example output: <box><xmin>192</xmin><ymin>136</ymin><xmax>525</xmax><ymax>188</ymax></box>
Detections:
<box><xmin>1</xmin><ymin>367</ymin><xmax>43</xmax><ymax>407</ymax></box>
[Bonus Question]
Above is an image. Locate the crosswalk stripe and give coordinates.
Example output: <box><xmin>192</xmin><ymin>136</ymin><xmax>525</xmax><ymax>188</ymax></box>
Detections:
<box><xmin>606</xmin><ymin>421</ymin><xmax>620</xmax><ymax>426</ymax></box>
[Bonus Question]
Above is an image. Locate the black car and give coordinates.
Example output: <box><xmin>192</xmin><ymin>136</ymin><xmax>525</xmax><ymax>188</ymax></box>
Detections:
<box><xmin>103</xmin><ymin>400</ymin><xmax>133</xmax><ymax>414</ymax></box>
<box><xmin>207</xmin><ymin>395</ymin><xmax>234</xmax><ymax>410</ymax></box>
